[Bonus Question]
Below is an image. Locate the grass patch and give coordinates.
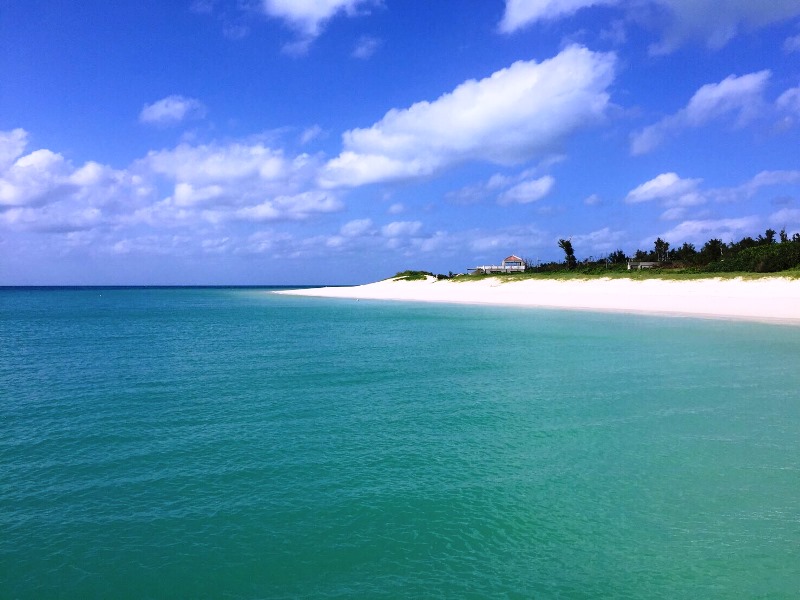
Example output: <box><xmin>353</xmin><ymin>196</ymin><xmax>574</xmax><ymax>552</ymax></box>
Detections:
<box><xmin>390</xmin><ymin>270</ymin><xmax>434</xmax><ymax>281</ymax></box>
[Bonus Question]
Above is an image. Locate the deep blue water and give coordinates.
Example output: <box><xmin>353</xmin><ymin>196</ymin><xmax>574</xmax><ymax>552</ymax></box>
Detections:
<box><xmin>1</xmin><ymin>287</ymin><xmax>799</xmax><ymax>598</ymax></box>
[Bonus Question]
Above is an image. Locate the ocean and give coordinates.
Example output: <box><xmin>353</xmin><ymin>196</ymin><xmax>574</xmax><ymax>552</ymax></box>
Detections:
<box><xmin>1</xmin><ymin>287</ymin><xmax>799</xmax><ymax>598</ymax></box>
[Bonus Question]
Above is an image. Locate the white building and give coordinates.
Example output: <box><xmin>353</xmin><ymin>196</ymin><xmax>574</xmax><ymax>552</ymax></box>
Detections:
<box><xmin>469</xmin><ymin>254</ymin><xmax>526</xmax><ymax>274</ymax></box>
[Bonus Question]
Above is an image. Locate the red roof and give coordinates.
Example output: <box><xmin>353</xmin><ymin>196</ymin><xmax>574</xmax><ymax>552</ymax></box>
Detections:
<box><xmin>504</xmin><ymin>255</ymin><xmax>523</xmax><ymax>262</ymax></box>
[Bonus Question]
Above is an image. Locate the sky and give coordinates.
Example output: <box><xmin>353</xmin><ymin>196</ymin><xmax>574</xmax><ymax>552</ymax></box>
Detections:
<box><xmin>2</xmin><ymin>0</ymin><xmax>800</xmax><ymax>285</ymax></box>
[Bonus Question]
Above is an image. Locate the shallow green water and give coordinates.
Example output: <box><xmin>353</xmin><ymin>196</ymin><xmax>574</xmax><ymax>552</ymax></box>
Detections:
<box><xmin>2</xmin><ymin>288</ymin><xmax>799</xmax><ymax>598</ymax></box>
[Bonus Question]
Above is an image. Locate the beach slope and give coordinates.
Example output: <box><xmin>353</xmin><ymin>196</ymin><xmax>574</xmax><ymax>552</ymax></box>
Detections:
<box><xmin>276</xmin><ymin>276</ymin><xmax>800</xmax><ymax>323</ymax></box>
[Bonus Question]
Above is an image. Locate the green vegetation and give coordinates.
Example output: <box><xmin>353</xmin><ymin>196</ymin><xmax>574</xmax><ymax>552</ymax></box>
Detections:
<box><xmin>395</xmin><ymin>228</ymin><xmax>800</xmax><ymax>282</ymax></box>
<box><xmin>391</xmin><ymin>270</ymin><xmax>435</xmax><ymax>281</ymax></box>
<box><xmin>557</xmin><ymin>238</ymin><xmax>577</xmax><ymax>269</ymax></box>
<box><xmin>525</xmin><ymin>228</ymin><xmax>800</xmax><ymax>278</ymax></box>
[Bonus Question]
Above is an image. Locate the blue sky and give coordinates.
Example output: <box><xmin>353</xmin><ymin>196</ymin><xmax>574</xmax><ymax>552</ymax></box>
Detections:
<box><xmin>2</xmin><ymin>0</ymin><xmax>800</xmax><ymax>284</ymax></box>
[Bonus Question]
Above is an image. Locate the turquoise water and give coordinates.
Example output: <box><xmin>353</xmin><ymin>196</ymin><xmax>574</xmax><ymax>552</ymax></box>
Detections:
<box><xmin>2</xmin><ymin>287</ymin><xmax>799</xmax><ymax>598</ymax></box>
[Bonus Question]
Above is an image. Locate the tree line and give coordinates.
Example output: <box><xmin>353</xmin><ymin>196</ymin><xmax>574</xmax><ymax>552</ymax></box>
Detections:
<box><xmin>539</xmin><ymin>228</ymin><xmax>800</xmax><ymax>273</ymax></box>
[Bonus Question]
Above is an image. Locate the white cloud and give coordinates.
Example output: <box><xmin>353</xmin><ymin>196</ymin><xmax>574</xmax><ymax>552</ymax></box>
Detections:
<box><xmin>649</xmin><ymin>0</ymin><xmax>800</xmax><ymax>54</ymax></box>
<box><xmin>468</xmin><ymin>225</ymin><xmax>548</xmax><ymax>254</ymax></box>
<box><xmin>381</xmin><ymin>220</ymin><xmax>422</xmax><ymax>238</ymax></box>
<box><xmin>235</xmin><ymin>191</ymin><xmax>342</xmax><ymax>222</ymax></box>
<box><xmin>499</xmin><ymin>0</ymin><xmax>618</xmax><ymax>32</ymax></box>
<box><xmin>340</xmin><ymin>218</ymin><xmax>374</xmax><ymax>237</ymax></box>
<box><xmin>743</xmin><ymin>170</ymin><xmax>800</xmax><ymax>192</ymax></box>
<box><xmin>497</xmin><ymin>175</ymin><xmax>555</xmax><ymax>205</ymax></box>
<box><xmin>140</xmin><ymin>142</ymin><xmax>316</xmax><ymax>191</ymax></box>
<box><xmin>499</xmin><ymin>0</ymin><xmax>800</xmax><ymax>53</ymax></box>
<box><xmin>786</xmin><ymin>33</ymin><xmax>800</xmax><ymax>53</ymax></box>
<box><xmin>190</xmin><ymin>0</ymin><xmax>216</xmax><ymax>14</ymax></box>
<box><xmin>0</xmin><ymin>128</ymin><xmax>29</xmax><ymax>171</ymax></box>
<box><xmin>172</xmin><ymin>182</ymin><xmax>225</xmax><ymax>207</ymax></box>
<box><xmin>622</xmin><ymin>170</ymin><xmax>800</xmax><ymax>225</ymax></box>
<box><xmin>446</xmin><ymin>162</ymin><xmax>560</xmax><ymax>205</ymax></box>
<box><xmin>571</xmin><ymin>226</ymin><xmax>625</xmax><ymax>253</ymax></box>
<box><xmin>631</xmin><ymin>71</ymin><xmax>770</xmax><ymax>155</ymax></box>
<box><xmin>658</xmin><ymin>216</ymin><xmax>760</xmax><ymax>244</ymax></box>
<box><xmin>0</xmin><ymin>204</ymin><xmax>103</xmax><ymax>233</ymax></box>
<box><xmin>711</xmin><ymin>170</ymin><xmax>800</xmax><ymax>202</ymax></box>
<box><xmin>259</xmin><ymin>0</ymin><xmax>378</xmax><ymax>52</ymax></box>
<box><xmin>0</xmin><ymin>130</ymin><xmax>345</xmax><ymax>238</ymax></box>
<box><xmin>139</xmin><ymin>95</ymin><xmax>207</xmax><ymax>126</ymax></box>
<box><xmin>682</xmin><ymin>72</ymin><xmax>770</xmax><ymax>125</ymax></box>
<box><xmin>770</xmin><ymin>208</ymin><xmax>800</xmax><ymax>228</ymax></box>
<box><xmin>0</xmin><ymin>149</ymin><xmax>71</xmax><ymax>207</ymax></box>
<box><xmin>777</xmin><ymin>86</ymin><xmax>800</xmax><ymax>117</ymax></box>
<box><xmin>387</xmin><ymin>203</ymin><xmax>405</xmax><ymax>214</ymax></box>
<box><xmin>584</xmin><ymin>193</ymin><xmax>601</xmax><ymax>205</ymax></box>
<box><xmin>201</xmin><ymin>237</ymin><xmax>232</xmax><ymax>254</ymax></box>
<box><xmin>625</xmin><ymin>172</ymin><xmax>703</xmax><ymax>204</ymax></box>
<box><xmin>352</xmin><ymin>35</ymin><xmax>381</xmax><ymax>59</ymax></box>
<box><xmin>444</xmin><ymin>181</ymin><xmax>499</xmax><ymax>205</ymax></box>
<box><xmin>69</xmin><ymin>161</ymin><xmax>110</xmax><ymax>187</ymax></box>
<box><xmin>0</xmin><ymin>135</ymin><xmax>139</xmax><ymax>227</ymax></box>
<box><xmin>299</xmin><ymin>125</ymin><xmax>323</xmax><ymax>145</ymax></box>
<box><xmin>320</xmin><ymin>45</ymin><xmax>615</xmax><ymax>187</ymax></box>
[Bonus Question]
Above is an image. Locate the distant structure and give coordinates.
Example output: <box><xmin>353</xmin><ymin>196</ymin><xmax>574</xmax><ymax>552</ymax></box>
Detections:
<box><xmin>469</xmin><ymin>254</ymin><xmax>526</xmax><ymax>274</ymax></box>
<box><xmin>627</xmin><ymin>260</ymin><xmax>662</xmax><ymax>270</ymax></box>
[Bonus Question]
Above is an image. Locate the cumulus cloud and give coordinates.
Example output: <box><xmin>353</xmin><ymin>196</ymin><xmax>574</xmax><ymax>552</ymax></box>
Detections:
<box><xmin>624</xmin><ymin>170</ymin><xmax>800</xmax><ymax>224</ymax></box>
<box><xmin>0</xmin><ymin>129</ymin><xmax>146</xmax><ymax>235</ymax></box>
<box><xmin>139</xmin><ymin>95</ymin><xmax>207</xmax><ymax>126</ymax></box>
<box><xmin>0</xmin><ymin>128</ymin><xmax>29</xmax><ymax>171</ymax></box>
<box><xmin>340</xmin><ymin>218</ymin><xmax>374</xmax><ymax>237</ymax></box>
<box><xmin>143</xmin><ymin>142</ymin><xmax>289</xmax><ymax>185</ymax></box>
<box><xmin>649</xmin><ymin>0</ymin><xmax>800</xmax><ymax>54</ymax></box>
<box><xmin>742</xmin><ymin>170</ymin><xmax>800</xmax><ymax>192</ymax></box>
<box><xmin>499</xmin><ymin>0</ymin><xmax>618</xmax><ymax>32</ymax></box>
<box><xmin>320</xmin><ymin>45</ymin><xmax>615</xmax><ymax>187</ymax></box>
<box><xmin>584</xmin><ymin>193</ymin><xmax>602</xmax><ymax>206</ymax></box>
<box><xmin>571</xmin><ymin>226</ymin><xmax>626</xmax><ymax>252</ymax></box>
<box><xmin>786</xmin><ymin>33</ymin><xmax>800</xmax><ymax>53</ymax></box>
<box><xmin>445</xmin><ymin>174</ymin><xmax>511</xmax><ymax>205</ymax></box>
<box><xmin>658</xmin><ymin>216</ymin><xmax>760</xmax><ymax>244</ymax></box>
<box><xmin>777</xmin><ymin>85</ymin><xmax>800</xmax><ymax>119</ymax></box>
<box><xmin>626</xmin><ymin>172</ymin><xmax>702</xmax><ymax>204</ymax></box>
<box><xmin>131</xmin><ymin>141</ymin><xmax>339</xmax><ymax>225</ymax></box>
<box><xmin>0</xmin><ymin>149</ymin><xmax>72</xmax><ymax>208</ymax></box>
<box><xmin>234</xmin><ymin>191</ymin><xmax>342</xmax><ymax>222</ymax></box>
<box><xmin>0</xmin><ymin>128</ymin><xmax>345</xmax><ymax>237</ymax></box>
<box><xmin>468</xmin><ymin>224</ymin><xmax>549</xmax><ymax>254</ymax></box>
<box><xmin>630</xmin><ymin>71</ymin><xmax>770</xmax><ymax>155</ymax></box>
<box><xmin>352</xmin><ymin>35</ymin><xmax>381</xmax><ymax>59</ymax></box>
<box><xmin>497</xmin><ymin>176</ymin><xmax>555</xmax><ymax>205</ymax></box>
<box><xmin>498</xmin><ymin>0</ymin><xmax>800</xmax><ymax>53</ymax></box>
<box><xmin>381</xmin><ymin>220</ymin><xmax>422</xmax><ymax>238</ymax></box>
<box><xmin>259</xmin><ymin>0</ymin><xmax>378</xmax><ymax>53</ymax></box>
<box><xmin>715</xmin><ymin>170</ymin><xmax>800</xmax><ymax>202</ymax></box>
<box><xmin>770</xmin><ymin>207</ymin><xmax>800</xmax><ymax>229</ymax></box>
<box><xmin>0</xmin><ymin>129</ymin><xmax>145</xmax><ymax>224</ymax></box>
<box><xmin>626</xmin><ymin>172</ymin><xmax>706</xmax><ymax>221</ymax></box>
<box><xmin>299</xmin><ymin>125</ymin><xmax>323</xmax><ymax>145</ymax></box>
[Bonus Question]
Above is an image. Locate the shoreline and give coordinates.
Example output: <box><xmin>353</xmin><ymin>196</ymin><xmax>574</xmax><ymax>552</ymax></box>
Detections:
<box><xmin>274</xmin><ymin>276</ymin><xmax>800</xmax><ymax>325</ymax></box>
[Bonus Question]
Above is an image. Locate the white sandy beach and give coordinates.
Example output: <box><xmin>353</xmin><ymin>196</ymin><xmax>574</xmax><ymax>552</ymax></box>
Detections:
<box><xmin>276</xmin><ymin>276</ymin><xmax>800</xmax><ymax>324</ymax></box>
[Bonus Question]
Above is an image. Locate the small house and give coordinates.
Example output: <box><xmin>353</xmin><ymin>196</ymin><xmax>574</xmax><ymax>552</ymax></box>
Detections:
<box><xmin>502</xmin><ymin>255</ymin><xmax>524</xmax><ymax>270</ymax></box>
<box><xmin>469</xmin><ymin>254</ymin><xmax>526</xmax><ymax>274</ymax></box>
<box><xmin>627</xmin><ymin>260</ymin><xmax>662</xmax><ymax>270</ymax></box>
